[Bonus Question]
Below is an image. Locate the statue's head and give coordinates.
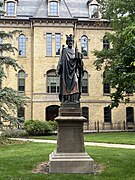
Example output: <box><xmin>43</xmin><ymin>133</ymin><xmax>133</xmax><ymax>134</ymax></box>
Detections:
<box><xmin>66</xmin><ymin>34</ymin><xmax>74</xmax><ymax>48</ymax></box>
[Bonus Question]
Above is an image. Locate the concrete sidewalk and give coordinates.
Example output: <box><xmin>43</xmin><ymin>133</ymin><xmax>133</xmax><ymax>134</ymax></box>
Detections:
<box><xmin>10</xmin><ymin>138</ymin><xmax>135</xmax><ymax>150</ymax></box>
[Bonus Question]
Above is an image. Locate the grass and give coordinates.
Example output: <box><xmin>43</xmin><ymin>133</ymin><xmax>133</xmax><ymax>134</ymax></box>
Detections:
<box><xmin>29</xmin><ymin>132</ymin><xmax>135</xmax><ymax>145</ymax></box>
<box><xmin>0</xmin><ymin>141</ymin><xmax>135</xmax><ymax>180</ymax></box>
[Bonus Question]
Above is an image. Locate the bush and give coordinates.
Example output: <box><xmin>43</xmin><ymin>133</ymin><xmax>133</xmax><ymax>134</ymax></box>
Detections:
<box><xmin>48</xmin><ymin>120</ymin><xmax>58</xmax><ymax>131</ymax></box>
<box><xmin>1</xmin><ymin>129</ymin><xmax>28</xmax><ymax>138</ymax></box>
<box><xmin>24</xmin><ymin>120</ymin><xmax>53</xmax><ymax>136</ymax></box>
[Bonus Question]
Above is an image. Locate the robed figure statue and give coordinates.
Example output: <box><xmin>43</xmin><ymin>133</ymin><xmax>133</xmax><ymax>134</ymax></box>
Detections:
<box><xmin>56</xmin><ymin>34</ymin><xmax>84</xmax><ymax>105</ymax></box>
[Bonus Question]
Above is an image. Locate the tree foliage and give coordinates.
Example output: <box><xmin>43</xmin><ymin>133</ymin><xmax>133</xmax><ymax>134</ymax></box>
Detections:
<box><xmin>0</xmin><ymin>20</ymin><xmax>26</xmax><ymax>124</ymax></box>
<box><xmin>94</xmin><ymin>0</ymin><xmax>135</xmax><ymax>108</ymax></box>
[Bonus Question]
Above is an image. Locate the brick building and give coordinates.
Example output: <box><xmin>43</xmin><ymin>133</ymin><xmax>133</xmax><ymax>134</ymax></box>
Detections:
<box><xmin>0</xmin><ymin>0</ymin><xmax>135</xmax><ymax>130</ymax></box>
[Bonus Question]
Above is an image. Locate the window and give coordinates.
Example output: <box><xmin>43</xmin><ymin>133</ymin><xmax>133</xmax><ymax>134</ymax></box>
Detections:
<box><xmin>47</xmin><ymin>70</ymin><xmax>59</xmax><ymax>93</ymax></box>
<box><xmin>82</xmin><ymin>107</ymin><xmax>89</xmax><ymax>122</ymax></box>
<box><xmin>81</xmin><ymin>36</ymin><xmax>88</xmax><ymax>57</ymax></box>
<box><xmin>18</xmin><ymin>70</ymin><xmax>25</xmax><ymax>93</ymax></box>
<box><xmin>103</xmin><ymin>36</ymin><xmax>110</xmax><ymax>50</ymax></box>
<box><xmin>82</xmin><ymin>71</ymin><xmax>88</xmax><ymax>94</ymax></box>
<box><xmin>104</xmin><ymin>107</ymin><xmax>111</xmax><ymax>123</ymax></box>
<box><xmin>6</xmin><ymin>1</ymin><xmax>15</xmax><ymax>16</ymax></box>
<box><xmin>87</xmin><ymin>0</ymin><xmax>101</xmax><ymax>19</ymax></box>
<box><xmin>103</xmin><ymin>72</ymin><xmax>110</xmax><ymax>94</ymax></box>
<box><xmin>46</xmin><ymin>33</ymin><xmax>52</xmax><ymax>56</ymax></box>
<box><xmin>18</xmin><ymin>34</ymin><xmax>26</xmax><ymax>57</ymax></box>
<box><xmin>17</xmin><ymin>107</ymin><xmax>25</xmax><ymax>122</ymax></box>
<box><xmin>46</xmin><ymin>105</ymin><xmax>59</xmax><ymax>121</ymax></box>
<box><xmin>0</xmin><ymin>37</ymin><xmax>3</xmax><ymax>56</ymax></box>
<box><xmin>49</xmin><ymin>1</ymin><xmax>58</xmax><ymax>16</ymax></box>
<box><xmin>55</xmin><ymin>33</ymin><xmax>61</xmax><ymax>55</ymax></box>
<box><xmin>126</xmin><ymin>107</ymin><xmax>134</xmax><ymax>123</ymax></box>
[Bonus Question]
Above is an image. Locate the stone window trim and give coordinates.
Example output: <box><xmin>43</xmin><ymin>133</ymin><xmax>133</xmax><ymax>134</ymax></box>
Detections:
<box><xmin>47</xmin><ymin>0</ymin><xmax>60</xmax><ymax>17</ymax></box>
<box><xmin>4</xmin><ymin>0</ymin><xmax>18</xmax><ymax>17</ymax></box>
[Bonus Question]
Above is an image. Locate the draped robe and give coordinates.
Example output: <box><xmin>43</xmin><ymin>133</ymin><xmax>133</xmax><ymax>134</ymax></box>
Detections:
<box><xmin>57</xmin><ymin>47</ymin><xmax>79</xmax><ymax>102</ymax></box>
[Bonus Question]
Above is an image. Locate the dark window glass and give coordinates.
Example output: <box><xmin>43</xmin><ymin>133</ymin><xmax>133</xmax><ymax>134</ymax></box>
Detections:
<box><xmin>82</xmin><ymin>107</ymin><xmax>89</xmax><ymax>122</ymax></box>
<box><xmin>49</xmin><ymin>1</ymin><xmax>58</xmax><ymax>16</ymax></box>
<box><xmin>82</xmin><ymin>71</ymin><xmax>88</xmax><ymax>94</ymax></box>
<box><xmin>18</xmin><ymin>70</ymin><xmax>25</xmax><ymax>92</ymax></box>
<box><xmin>81</xmin><ymin>36</ymin><xmax>88</xmax><ymax>57</ymax></box>
<box><xmin>104</xmin><ymin>107</ymin><xmax>111</xmax><ymax>123</ymax></box>
<box><xmin>103</xmin><ymin>72</ymin><xmax>110</xmax><ymax>94</ymax></box>
<box><xmin>126</xmin><ymin>107</ymin><xmax>134</xmax><ymax>123</ymax></box>
<box><xmin>47</xmin><ymin>70</ymin><xmax>59</xmax><ymax>93</ymax></box>
<box><xmin>0</xmin><ymin>37</ymin><xmax>3</xmax><ymax>56</ymax></box>
<box><xmin>46</xmin><ymin>34</ymin><xmax>52</xmax><ymax>56</ymax></box>
<box><xmin>19</xmin><ymin>35</ymin><xmax>26</xmax><ymax>56</ymax></box>
<box><xmin>55</xmin><ymin>34</ymin><xmax>61</xmax><ymax>55</ymax></box>
<box><xmin>17</xmin><ymin>107</ymin><xmax>25</xmax><ymax>122</ymax></box>
<box><xmin>7</xmin><ymin>2</ymin><xmax>15</xmax><ymax>16</ymax></box>
<box><xmin>103</xmin><ymin>36</ymin><xmax>110</xmax><ymax>50</ymax></box>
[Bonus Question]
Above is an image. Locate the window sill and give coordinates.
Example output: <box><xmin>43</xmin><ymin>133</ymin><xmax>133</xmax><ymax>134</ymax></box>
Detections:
<box><xmin>48</xmin><ymin>15</ymin><xmax>59</xmax><ymax>17</ymax></box>
<box><xmin>4</xmin><ymin>15</ymin><xmax>16</xmax><ymax>17</ymax></box>
<box><xmin>18</xmin><ymin>92</ymin><xmax>25</xmax><ymax>96</ymax></box>
<box><xmin>83</xmin><ymin>56</ymin><xmax>89</xmax><ymax>59</ymax></box>
<box><xmin>103</xmin><ymin>93</ymin><xmax>110</xmax><ymax>96</ymax></box>
<box><xmin>82</xmin><ymin>93</ymin><xmax>89</xmax><ymax>96</ymax></box>
<box><xmin>18</xmin><ymin>56</ymin><xmax>27</xmax><ymax>58</ymax></box>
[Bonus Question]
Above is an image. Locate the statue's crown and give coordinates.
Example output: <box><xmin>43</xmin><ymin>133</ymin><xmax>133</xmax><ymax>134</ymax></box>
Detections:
<box><xmin>66</xmin><ymin>34</ymin><xmax>74</xmax><ymax>41</ymax></box>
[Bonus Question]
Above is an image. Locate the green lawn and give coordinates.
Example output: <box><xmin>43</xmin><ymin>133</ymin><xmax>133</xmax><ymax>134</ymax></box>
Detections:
<box><xmin>29</xmin><ymin>132</ymin><xmax>135</xmax><ymax>145</ymax></box>
<box><xmin>0</xmin><ymin>142</ymin><xmax>135</xmax><ymax>180</ymax></box>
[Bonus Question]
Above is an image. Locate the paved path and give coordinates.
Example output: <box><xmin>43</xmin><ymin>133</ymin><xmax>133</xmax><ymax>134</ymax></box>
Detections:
<box><xmin>10</xmin><ymin>138</ymin><xmax>135</xmax><ymax>150</ymax></box>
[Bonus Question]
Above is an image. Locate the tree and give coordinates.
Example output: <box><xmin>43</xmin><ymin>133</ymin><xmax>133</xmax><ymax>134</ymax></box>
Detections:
<box><xmin>94</xmin><ymin>0</ymin><xmax>135</xmax><ymax>108</ymax></box>
<box><xmin>0</xmin><ymin>3</ymin><xmax>26</xmax><ymax>126</ymax></box>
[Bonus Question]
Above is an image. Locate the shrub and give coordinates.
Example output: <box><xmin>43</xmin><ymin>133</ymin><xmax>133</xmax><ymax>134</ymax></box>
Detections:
<box><xmin>24</xmin><ymin>120</ymin><xmax>53</xmax><ymax>136</ymax></box>
<box><xmin>1</xmin><ymin>129</ymin><xmax>28</xmax><ymax>138</ymax></box>
<box><xmin>48</xmin><ymin>120</ymin><xmax>58</xmax><ymax>131</ymax></box>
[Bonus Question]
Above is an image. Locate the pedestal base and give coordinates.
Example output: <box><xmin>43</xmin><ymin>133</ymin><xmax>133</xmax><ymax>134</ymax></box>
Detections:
<box><xmin>49</xmin><ymin>107</ymin><xmax>94</xmax><ymax>174</ymax></box>
<box><xmin>49</xmin><ymin>150</ymin><xmax>94</xmax><ymax>174</ymax></box>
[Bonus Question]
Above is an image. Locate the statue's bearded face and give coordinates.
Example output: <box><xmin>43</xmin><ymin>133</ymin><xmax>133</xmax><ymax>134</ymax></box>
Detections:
<box><xmin>67</xmin><ymin>39</ymin><xmax>74</xmax><ymax>48</ymax></box>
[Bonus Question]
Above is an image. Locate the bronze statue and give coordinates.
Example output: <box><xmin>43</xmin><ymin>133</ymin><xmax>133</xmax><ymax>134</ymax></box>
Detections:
<box><xmin>56</xmin><ymin>34</ymin><xmax>84</xmax><ymax>104</ymax></box>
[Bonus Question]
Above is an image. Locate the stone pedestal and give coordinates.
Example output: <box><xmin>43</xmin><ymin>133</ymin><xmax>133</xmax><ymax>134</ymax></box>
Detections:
<box><xmin>49</xmin><ymin>105</ymin><xmax>94</xmax><ymax>174</ymax></box>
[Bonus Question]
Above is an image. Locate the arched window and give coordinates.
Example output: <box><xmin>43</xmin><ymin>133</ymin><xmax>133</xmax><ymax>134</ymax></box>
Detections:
<box><xmin>49</xmin><ymin>1</ymin><xmax>58</xmax><ymax>16</ymax></box>
<box><xmin>104</xmin><ymin>107</ymin><xmax>111</xmax><ymax>123</ymax></box>
<box><xmin>47</xmin><ymin>70</ymin><xmax>59</xmax><ymax>93</ymax></box>
<box><xmin>46</xmin><ymin>105</ymin><xmax>59</xmax><ymax>121</ymax></box>
<box><xmin>126</xmin><ymin>107</ymin><xmax>134</xmax><ymax>123</ymax></box>
<box><xmin>81</xmin><ymin>36</ymin><xmax>88</xmax><ymax>57</ymax></box>
<box><xmin>82</xmin><ymin>71</ymin><xmax>88</xmax><ymax>94</ymax></box>
<box><xmin>103</xmin><ymin>72</ymin><xmax>110</xmax><ymax>94</ymax></box>
<box><xmin>82</xmin><ymin>107</ymin><xmax>89</xmax><ymax>122</ymax></box>
<box><xmin>18</xmin><ymin>34</ymin><xmax>26</xmax><ymax>57</ymax></box>
<box><xmin>103</xmin><ymin>36</ymin><xmax>110</xmax><ymax>50</ymax></box>
<box><xmin>18</xmin><ymin>70</ymin><xmax>25</xmax><ymax>93</ymax></box>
